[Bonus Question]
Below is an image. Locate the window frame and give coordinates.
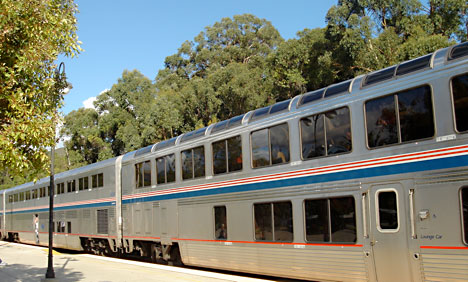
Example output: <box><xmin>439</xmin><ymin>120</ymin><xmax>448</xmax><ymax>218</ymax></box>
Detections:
<box><xmin>181</xmin><ymin>146</ymin><xmax>206</xmax><ymax>181</ymax></box>
<box><xmin>212</xmin><ymin>135</ymin><xmax>243</xmax><ymax>175</ymax></box>
<box><xmin>375</xmin><ymin>188</ymin><xmax>400</xmax><ymax>233</ymax></box>
<box><xmin>364</xmin><ymin>84</ymin><xmax>435</xmax><ymax>150</ymax></box>
<box><xmin>253</xmin><ymin>201</ymin><xmax>293</xmax><ymax>242</ymax></box>
<box><xmin>92</xmin><ymin>173</ymin><xmax>105</xmax><ymax>189</ymax></box>
<box><xmin>303</xmin><ymin>196</ymin><xmax>357</xmax><ymax>244</ymax></box>
<box><xmin>299</xmin><ymin>106</ymin><xmax>352</xmax><ymax>161</ymax></box>
<box><xmin>214</xmin><ymin>206</ymin><xmax>227</xmax><ymax>240</ymax></box>
<box><xmin>250</xmin><ymin>122</ymin><xmax>290</xmax><ymax>169</ymax></box>
<box><xmin>460</xmin><ymin>187</ymin><xmax>468</xmax><ymax>245</ymax></box>
<box><xmin>156</xmin><ymin>154</ymin><xmax>176</xmax><ymax>185</ymax></box>
<box><xmin>450</xmin><ymin>73</ymin><xmax>468</xmax><ymax>133</ymax></box>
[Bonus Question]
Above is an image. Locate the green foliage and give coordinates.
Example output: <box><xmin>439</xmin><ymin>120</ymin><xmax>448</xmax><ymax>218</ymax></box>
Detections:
<box><xmin>0</xmin><ymin>0</ymin><xmax>81</xmax><ymax>180</ymax></box>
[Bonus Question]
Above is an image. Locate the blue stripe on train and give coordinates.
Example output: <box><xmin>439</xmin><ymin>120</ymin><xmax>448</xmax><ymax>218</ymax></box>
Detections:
<box><xmin>7</xmin><ymin>153</ymin><xmax>468</xmax><ymax>214</ymax></box>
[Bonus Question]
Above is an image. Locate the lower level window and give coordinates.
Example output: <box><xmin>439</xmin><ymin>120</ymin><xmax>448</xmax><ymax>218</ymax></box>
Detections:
<box><xmin>254</xmin><ymin>201</ymin><xmax>293</xmax><ymax>242</ymax></box>
<box><xmin>305</xmin><ymin>196</ymin><xmax>356</xmax><ymax>243</ymax></box>
<box><xmin>214</xmin><ymin>206</ymin><xmax>227</xmax><ymax>240</ymax></box>
<box><xmin>462</xmin><ymin>188</ymin><xmax>468</xmax><ymax>244</ymax></box>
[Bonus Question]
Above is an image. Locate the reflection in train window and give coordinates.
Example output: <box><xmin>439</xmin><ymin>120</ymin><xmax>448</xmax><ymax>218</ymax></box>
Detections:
<box><xmin>301</xmin><ymin>107</ymin><xmax>351</xmax><ymax>159</ymax></box>
<box><xmin>378</xmin><ymin>191</ymin><xmax>399</xmax><ymax>230</ymax></box>
<box><xmin>156</xmin><ymin>154</ymin><xmax>176</xmax><ymax>185</ymax></box>
<box><xmin>213</xmin><ymin>135</ymin><xmax>242</xmax><ymax>175</ymax></box>
<box><xmin>79</xmin><ymin>177</ymin><xmax>89</xmax><ymax>191</ymax></box>
<box><xmin>182</xmin><ymin>146</ymin><xmax>205</xmax><ymax>180</ymax></box>
<box><xmin>451</xmin><ymin>74</ymin><xmax>468</xmax><ymax>132</ymax></box>
<box><xmin>251</xmin><ymin>123</ymin><xmax>290</xmax><ymax>168</ymax></box>
<box><xmin>254</xmin><ymin>202</ymin><xmax>293</xmax><ymax>242</ymax></box>
<box><xmin>214</xmin><ymin>206</ymin><xmax>227</xmax><ymax>240</ymax></box>
<box><xmin>305</xmin><ymin>196</ymin><xmax>356</xmax><ymax>243</ymax></box>
<box><xmin>462</xmin><ymin>188</ymin><xmax>467</xmax><ymax>244</ymax></box>
<box><xmin>366</xmin><ymin>85</ymin><xmax>434</xmax><ymax>148</ymax></box>
<box><xmin>67</xmin><ymin>180</ymin><xmax>76</xmax><ymax>193</ymax></box>
<box><xmin>92</xmin><ymin>173</ymin><xmax>104</xmax><ymax>188</ymax></box>
<box><xmin>135</xmin><ymin>161</ymin><xmax>151</xmax><ymax>188</ymax></box>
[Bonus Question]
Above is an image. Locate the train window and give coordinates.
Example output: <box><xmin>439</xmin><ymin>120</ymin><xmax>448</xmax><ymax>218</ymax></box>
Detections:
<box><xmin>451</xmin><ymin>74</ymin><xmax>468</xmax><ymax>132</ymax></box>
<box><xmin>305</xmin><ymin>196</ymin><xmax>356</xmax><ymax>243</ymax></box>
<box><xmin>462</xmin><ymin>188</ymin><xmax>468</xmax><ymax>244</ymax></box>
<box><xmin>366</xmin><ymin>85</ymin><xmax>434</xmax><ymax>148</ymax></box>
<box><xmin>40</xmin><ymin>187</ymin><xmax>46</xmax><ymax>197</ymax></box>
<box><xmin>56</xmin><ymin>183</ymin><xmax>65</xmax><ymax>195</ymax></box>
<box><xmin>301</xmin><ymin>107</ymin><xmax>351</xmax><ymax>159</ymax></box>
<box><xmin>213</xmin><ymin>135</ymin><xmax>242</xmax><ymax>175</ymax></box>
<box><xmin>135</xmin><ymin>161</ymin><xmax>151</xmax><ymax>188</ymax></box>
<box><xmin>67</xmin><ymin>180</ymin><xmax>76</xmax><ymax>193</ymax></box>
<box><xmin>181</xmin><ymin>146</ymin><xmax>205</xmax><ymax>180</ymax></box>
<box><xmin>156</xmin><ymin>154</ymin><xmax>176</xmax><ymax>185</ymax></box>
<box><xmin>8</xmin><ymin>195</ymin><xmax>13</xmax><ymax>203</ymax></box>
<box><xmin>67</xmin><ymin>222</ymin><xmax>72</xmax><ymax>234</ymax></box>
<box><xmin>254</xmin><ymin>201</ymin><xmax>293</xmax><ymax>242</ymax></box>
<box><xmin>92</xmin><ymin>173</ymin><xmax>104</xmax><ymax>188</ymax></box>
<box><xmin>25</xmin><ymin>190</ymin><xmax>31</xmax><ymax>201</ymax></box>
<box><xmin>19</xmin><ymin>192</ymin><xmax>24</xmax><ymax>201</ymax></box>
<box><xmin>79</xmin><ymin>177</ymin><xmax>89</xmax><ymax>191</ymax></box>
<box><xmin>377</xmin><ymin>191</ymin><xmax>399</xmax><ymax>231</ymax></box>
<box><xmin>32</xmin><ymin>189</ymin><xmax>38</xmax><ymax>199</ymax></box>
<box><xmin>214</xmin><ymin>206</ymin><xmax>227</xmax><ymax>240</ymax></box>
<box><xmin>251</xmin><ymin>123</ymin><xmax>290</xmax><ymax>168</ymax></box>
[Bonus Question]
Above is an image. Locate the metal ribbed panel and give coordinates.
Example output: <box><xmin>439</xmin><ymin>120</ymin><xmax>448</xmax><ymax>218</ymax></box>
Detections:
<box><xmin>422</xmin><ymin>252</ymin><xmax>468</xmax><ymax>281</ymax></box>
<box><xmin>182</xmin><ymin>243</ymin><xmax>367</xmax><ymax>281</ymax></box>
<box><xmin>65</xmin><ymin>210</ymin><xmax>77</xmax><ymax>219</ymax></box>
<box><xmin>97</xmin><ymin>209</ymin><xmax>108</xmax><ymax>234</ymax></box>
<box><xmin>82</xmin><ymin>209</ymin><xmax>91</xmax><ymax>219</ymax></box>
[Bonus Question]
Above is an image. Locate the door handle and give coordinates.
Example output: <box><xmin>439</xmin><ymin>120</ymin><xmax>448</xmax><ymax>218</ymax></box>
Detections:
<box><xmin>370</xmin><ymin>240</ymin><xmax>378</xmax><ymax>246</ymax></box>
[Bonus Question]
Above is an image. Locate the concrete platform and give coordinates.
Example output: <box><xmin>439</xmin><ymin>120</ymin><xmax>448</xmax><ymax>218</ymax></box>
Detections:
<box><xmin>0</xmin><ymin>241</ymin><xmax>276</xmax><ymax>282</ymax></box>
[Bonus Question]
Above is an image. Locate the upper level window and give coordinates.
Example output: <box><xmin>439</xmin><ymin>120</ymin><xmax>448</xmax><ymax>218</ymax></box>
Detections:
<box><xmin>32</xmin><ymin>189</ymin><xmax>38</xmax><ymax>199</ymax></box>
<box><xmin>451</xmin><ymin>74</ymin><xmax>468</xmax><ymax>132</ymax></box>
<box><xmin>79</xmin><ymin>177</ymin><xmax>89</xmax><ymax>191</ymax></box>
<box><xmin>56</xmin><ymin>183</ymin><xmax>65</xmax><ymax>195</ymax></box>
<box><xmin>254</xmin><ymin>201</ymin><xmax>293</xmax><ymax>242</ymax></box>
<box><xmin>301</xmin><ymin>107</ymin><xmax>351</xmax><ymax>159</ymax></box>
<box><xmin>40</xmin><ymin>187</ymin><xmax>46</xmax><ymax>198</ymax></box>
<box><xmin>25</xmin><ymin>191</ymin><xmax>31</xmax><ymax>201</ymax></box>
<box><xmin>156</xmin><ymin>154</ymin><xmax>176</xmax><ymax>185</ymax></box>
<box><xmin>181</xmin><ymin>146</ymin><xmax>205</xmax><ymax>180</ymax></box>
<box><xmin>305</xmin><ymin>196</ymin><xmax>356</xmax><ymax>243</ymax></box>
<box><xmin>212</xmin><ymin>135</ymin><xmax>242</xmax><ymax>175</ymax></box>
<box><xmin>251</xmin><ymin>123</ymin><xmax>290</xmax><ymax>168</ymax></box>
<box><xmin>92</xmin><ymin>173</ymin><xmax>104</xmax><ymax>189</ymax></box>
<box><xmin>366</xmin><ymin>85</ymin><xmax>434</xmax><ymax>148</ymax></box>
<box><xmin>67</xmin><ymin>180</ymin><xmax>76</xmax><ymax>193</ymax></box>
<box><xmin>135</xmin><ymin>161</ymin><xmax>151</xmax><ymax>188</ymax></box>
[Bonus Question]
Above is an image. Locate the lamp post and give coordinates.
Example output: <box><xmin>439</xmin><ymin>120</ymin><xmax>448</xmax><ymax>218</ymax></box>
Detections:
<box><xmin>46</xmin><ymin>62</ymin><xmax>71</xmax><ymax>279</ymax></box>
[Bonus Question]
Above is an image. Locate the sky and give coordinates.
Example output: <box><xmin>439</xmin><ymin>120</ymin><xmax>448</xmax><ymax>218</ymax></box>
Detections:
<box><xmin>59</xmin><ymin>0</ymin><xmax>338</xmax><ymax>115</ymax></box>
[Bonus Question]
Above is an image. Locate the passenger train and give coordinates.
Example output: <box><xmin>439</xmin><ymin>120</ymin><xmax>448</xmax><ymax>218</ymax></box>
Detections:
<box><xmin>1</xmin><ymin>41</ymin><xmax>468</xmax><ymax>282</ymax></box>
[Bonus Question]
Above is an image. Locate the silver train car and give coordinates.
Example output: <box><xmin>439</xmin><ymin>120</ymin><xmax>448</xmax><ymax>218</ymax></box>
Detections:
<box><xmin>1</xmin><ymin>41</ymin><xmax>468</xmax><ymax>282</ymax></box>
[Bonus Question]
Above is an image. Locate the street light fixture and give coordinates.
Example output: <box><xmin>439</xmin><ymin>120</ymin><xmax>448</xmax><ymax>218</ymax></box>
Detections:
<box><xmin>46</xmin><ymin>62</ymin><xmax>71</xmax><ymax>280</ymax></box>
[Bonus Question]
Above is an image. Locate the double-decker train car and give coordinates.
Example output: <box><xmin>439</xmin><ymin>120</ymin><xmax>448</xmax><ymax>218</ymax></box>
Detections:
<box><xmin>1</xmin><ymin>41</ymin><xmax>468</xmax><ymax>282</ymax></box>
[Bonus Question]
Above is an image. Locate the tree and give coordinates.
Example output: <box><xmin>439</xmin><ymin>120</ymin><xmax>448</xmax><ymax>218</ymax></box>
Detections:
<box><xmin>0</xmin><ymin>0</ymin><xmax>81</xmax><ymax>180</ymax></box>
<box><xmin>155</xmin><ymin>14</ymin><xmax>283</xmax><ymax>130</ymax></box>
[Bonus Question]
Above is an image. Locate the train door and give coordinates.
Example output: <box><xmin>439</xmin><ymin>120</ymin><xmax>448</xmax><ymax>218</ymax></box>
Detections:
<box><xmin>369</xmin><ymin>184</ymin><xmax>413</xmax><ymax>282</ymax></box>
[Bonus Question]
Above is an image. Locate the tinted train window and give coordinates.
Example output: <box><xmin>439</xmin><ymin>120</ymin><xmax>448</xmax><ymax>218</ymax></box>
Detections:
<box><xmin>67</xmin><ymin>180</ymin><xmax>76</xmax><ymax>193</ymax></box>
<box><xmin>251</xmin><ymin>123</ymin><xmax>290</xmax><ymax>168</ymax></box>
<box><xmin>213</xmin><ymin>135</ymin><xmax>242</xmax><ymax>175</ymax></box>
<box><xmin>135</xmin><ymin>161</ymin><xmax>151</xmax><ymax>188</ymax></box>
<box><xmin>181</xmin><ymin>146</ymin><xmax>205</xmax><ymax>180</ymax></box>
<box><xmin>92</xmin><ymin>173</ymin><xmax>104</xmax><ymax>188</ymax></box>
<box><xmin>156</xmin><ymin>154</ymin><xmax>176</xmax><ymax>185</ymax></box>
<box><xmin>32</xmin><ymin>189</ymin><xmax>38</xmax><ymax>199</ymax></box>
<box><xmin>19</xmin><ymin>192</ymin><xmax>24</xmax><ymax>201</ymax></box>
<box><xmin>214</xmin><ymin>206</ymin><xmax>227</xmax><ymax>240</ymax></box>
<box><xmin>79</xmin><ymin>177</ymin><xmax>89</xmax><ymax>191</ymax></box>
<box><xmin>254</xmin><ymin>201</ymin><xmax>293</xmax><ymax>242</ymax></box>
<box><xmin>366</xmin><ymin>85</ymin><xmax>434</xmax><ymax>148</ymax></box>
<box><xmin>451</xmin><ymin>74</ymin><xmax>468</xmax><ymax>132</ymax></box>
<box><xmin>462</xmin><ymin>188</ymin><xmax>467</xmax><ymax>244</ymax></box>
<box><xmin>301</xmin><ymin>107</ymin><xmax>351</xmax><ymax>159</ymax></box>
<box><xmin>378</xmin><ymin>191</ymin><xmax>399</xmax><ymax>230</ymax></box>
<box><xmin>56</xmin><ymin>183</ymin><xmax>64</xmax><ymax>195</ymax></box>
<box><xmin>305</xmin><ymin>196</ymin><xmax>356</xmax><ymax>243</ymax></box>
